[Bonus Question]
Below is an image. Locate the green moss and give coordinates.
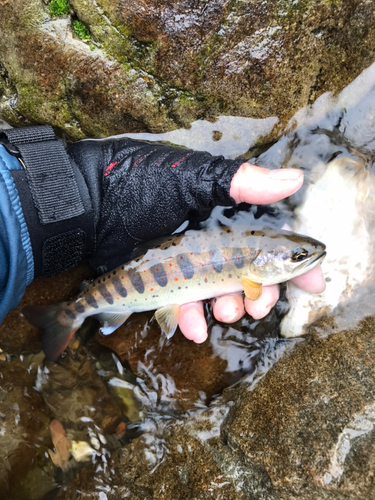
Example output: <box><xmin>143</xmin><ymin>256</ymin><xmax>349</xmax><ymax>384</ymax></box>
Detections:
<box><xmin>73</xmin><ymin>20</ymin><xmax>91</xmax><ymax>40</ymax></box>
<box><xmin>49</xmin><ymin>0</ymin><xmax>70</xmax><ymax>17</ymax></box>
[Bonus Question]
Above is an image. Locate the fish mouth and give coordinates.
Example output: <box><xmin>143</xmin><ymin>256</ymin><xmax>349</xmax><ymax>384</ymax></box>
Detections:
<box><xmin>304</xmin><ymin>250</ymin><xmax>327</xmax><ymax>269</ymax></box>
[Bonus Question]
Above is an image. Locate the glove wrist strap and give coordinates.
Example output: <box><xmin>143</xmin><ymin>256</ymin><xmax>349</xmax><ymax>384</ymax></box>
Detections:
<box><xmin>1</xmin><ymin>126</ymin><xmax>95</xmax><ymax>277</ymax></box>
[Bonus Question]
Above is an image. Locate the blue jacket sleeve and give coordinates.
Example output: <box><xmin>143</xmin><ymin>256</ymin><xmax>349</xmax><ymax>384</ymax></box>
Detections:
<box><xmin>0</xmin><ymin>145</ymin><xmax>34</xmax><ymax>323</ymax></box>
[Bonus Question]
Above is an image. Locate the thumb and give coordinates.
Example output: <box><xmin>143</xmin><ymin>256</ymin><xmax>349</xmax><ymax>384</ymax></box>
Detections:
<box><xmin>230</xmin><ymin>163</ymin><xmax>304</xmax><ymax>205</ymax></box>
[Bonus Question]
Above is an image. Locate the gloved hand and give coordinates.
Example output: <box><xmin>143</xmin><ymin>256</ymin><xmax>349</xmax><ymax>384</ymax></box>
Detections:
<box><xmin>67</xmin><ymin>138</ymin><xmax>244</xmax><ymax>274</ymax></box>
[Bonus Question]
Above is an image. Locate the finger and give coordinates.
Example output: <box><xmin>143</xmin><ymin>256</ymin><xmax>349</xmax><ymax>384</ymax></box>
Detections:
<box><xmin>179</xmin><ymin>301</ymin><xmax>208</xmax><ymax>343</ymax></box>
<box><xmin>230</xmin><ymin>163</ymin><xmax>304</xmax><ymax>205</ymax></box>
<box><xmin>245</xmin><ymin>284</ymin><xmax>280</xmax><ymax>319</ymax></box>
<box><xmin>291</xmin><ymin>265</ymin><xmax>326</xmax><ymax>293</ymax></box>
<box><xmin>212</xmin><ymin>293</ymin><xmax>245</xmax><ymax>323</ymax></box>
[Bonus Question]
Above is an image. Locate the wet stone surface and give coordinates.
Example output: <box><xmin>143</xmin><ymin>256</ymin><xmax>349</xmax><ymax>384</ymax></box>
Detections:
<box><xmin>0</xmin><ymin>0</ymin><xmax>375</xmax><ymax>139</ymax></box>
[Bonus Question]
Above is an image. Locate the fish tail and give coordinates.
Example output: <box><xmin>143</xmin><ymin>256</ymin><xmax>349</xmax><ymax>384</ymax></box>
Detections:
<box><xmin>22</xmin><ymin>304</ymin><xmax>82</xmax><ymax>361</ymax></box>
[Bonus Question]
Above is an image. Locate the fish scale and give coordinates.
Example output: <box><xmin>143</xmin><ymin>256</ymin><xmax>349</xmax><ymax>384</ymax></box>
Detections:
<box><xmin>23</xmin><ymin>226</ymin><xmax>326</xmax><ymax>361</ymax></box>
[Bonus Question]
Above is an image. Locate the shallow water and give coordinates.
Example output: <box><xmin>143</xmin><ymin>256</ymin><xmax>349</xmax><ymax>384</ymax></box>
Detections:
<box><xmin>1</xmin><ymin>63</ymin><xmax>375</xmax><ymax>498</ymax></box>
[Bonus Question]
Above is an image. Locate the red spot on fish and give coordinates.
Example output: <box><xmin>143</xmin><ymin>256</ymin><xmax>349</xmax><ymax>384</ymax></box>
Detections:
<box><xmin>121</xmin><ymin>276</ymin><xmax>124</xmax><ymax>279</ymax></box>
<box><xmin>150</xmin><ymin>288</ymin><xmax>154</xmax><ymax>291</ymax></box>
<box><xmin>133</xmin><ymin>274</ymin><xmax>136</xmax><ymax>276</ymax></box>
<box><xmin>190</xmin><ymin>253</ymin><xmax>193</xmax><ymax>255</ymax></box>
<box><xmin>169</xmin><ymin>263</ymin><xmax>172</xmax><ymax>267</ymax></box>
<box><xmin>161</xmin><ymin>278</ymin><xmax>164</xmax><ymax>280</ymax></box>
<box><xmin>180</xmin><ymin>256</ymin><xmax>183</xmax><ymax>259</ymax></box>
<box><xmin>214</xmin><ymin>267</ymin><xmax>217</xmax><ymax>270</ymax></box>
<box><xmin>184</xmin><ymin>277</ymin><xmax>187</xmax><ymax>280</ymax></box>
<box><xmin>117</xmin><ymin>297</ymin><xmax>119</xmax><ymax>300</ymax></box>
<box><xmin>175</xmin><ymin>278</ymin><xmax>178</xmax><ymax>281</ymax></box>
<box><xmin>156</xmin><ymin>268</ymin><xmax>159</xmax><ymax>271</ymax></box>
<box><xmin>238</xmin><ymin>257</ymin><xmax>241</xmax><ymax>260</ymax></box>
<box><xmin>104</xmin><ymin>161</ymin><xmax>118</xmax><ymax>177</ymax></box>
<box><xmin>94</xmin><ymin>293</ymin><xmax>97</xmax><ymax>296</ymax></box>
<box><xmin>212</xmin><ymin>252</ymin><xmax>214</xmax><ymax>255</ymax></box>
<box><xmin>225</xmin><ymin>258</ymin><xmax>228</xmax><ymax>262</ymax></box>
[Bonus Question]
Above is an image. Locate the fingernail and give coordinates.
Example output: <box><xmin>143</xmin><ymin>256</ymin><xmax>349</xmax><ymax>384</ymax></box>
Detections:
<box><xmin>251</xmin><ymin>304</ymin><xmax>272</xmax><ymax>320</ymax></box>
<box><xmin>269</xmin><ymin>169</ymin><xmax>303</xmax><ymax>181</ymax></box>
<box><xmin>195</xmin><ymin>330</ymin><xmax>208</xmax><ymax>344</ymax></box>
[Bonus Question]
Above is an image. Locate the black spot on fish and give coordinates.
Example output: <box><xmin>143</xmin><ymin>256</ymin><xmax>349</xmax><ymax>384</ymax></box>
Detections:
<box><xmin>99</xmin><ymin>284</ymin><xmax>114</xmax><ymax>304</ymax></box>
<box><xmin>151</xmin><ymin>264</ymin><xmax>168</xmax><ymax>287</ymax></box>
<box><xmin>86</xmin><ymin>292</ymin><xmax>99</xmax><ymax>309</ymax></box>
<box><xmin>172</xmin><ymin>242</ymin><xmax>177</xmax><ymax>246</ymax></box>
<box><xmin>228</xmin><ymin>274</ymin><xmax>232</xmax><ymax>278</ymax></box>
<box><xmin>233</xmin><ymin>248</ymin><xmax>245</xmax><ymax>269</ymax></box>
<box><xmin>75</xmin><ymin>302</ymin><xmax>85</xmax><ymax>314</ymax></box>
<box><xmin>251</xmin><ymin>231</ymin><xmax>255</xmax><ymax>235</ymax></box>
<box><xmin>177</xmin><ymin>254</ymin><xmax>194</xmax><ymax>279</ymax></box>
<box><xmin>112</xmin><ymin>270</ymin><xmax>116</xmax><ymax>275</ymax></box>
<box><xmin>64</xmin><ymin>309</ymin><xmax>76</xmax><ymax>320</ymax></box>
<box><xmin>210</xmin><ymin>248</ymin><xmax>223</xmax><ymax>273</ymax></box>
<box><xmin>226</xmin><ymin>230</ymin><xmax>230</xmax><ymax>233</ymax></box>
<box><xmin>128</xmin><ymin>270</ymin><xmax>144</xmax><ymax>294</ymax></box>
<box><xmin>112</xmin><ymin>276</ymin><xmax>127</xmax><ymax>297</ymax></box>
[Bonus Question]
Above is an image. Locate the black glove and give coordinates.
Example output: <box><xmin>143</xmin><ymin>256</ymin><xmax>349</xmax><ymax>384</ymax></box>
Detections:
<box><xmin>7</xmin><ymin>127</ymin><xmax>244</xmax><ymax>278</ymax></box>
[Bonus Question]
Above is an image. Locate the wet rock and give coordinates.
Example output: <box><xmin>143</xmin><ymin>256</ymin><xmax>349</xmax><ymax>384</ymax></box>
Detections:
<box><xmin>224</xmin><ymin>316</ymin><xmax>375</xmax><ymax>498</ymax></box>
<box><xmin>1</xmin><ymin>0</ymin><xmax>375</xmax><ymax>138</ymax></box>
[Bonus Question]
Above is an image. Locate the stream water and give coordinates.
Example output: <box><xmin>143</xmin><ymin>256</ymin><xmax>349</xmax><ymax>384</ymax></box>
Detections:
<box><xmin>0</xmin><ymin>62</ymin><xmax>375</xmax><ymax>499</ymax></box>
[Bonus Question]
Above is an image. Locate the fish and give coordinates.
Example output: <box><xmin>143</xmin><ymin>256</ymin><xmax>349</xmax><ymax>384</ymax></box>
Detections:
<box><xmin>23</xmin><ymin>226</ymin><xmax>326</xmax><ymax>361</ymax></box>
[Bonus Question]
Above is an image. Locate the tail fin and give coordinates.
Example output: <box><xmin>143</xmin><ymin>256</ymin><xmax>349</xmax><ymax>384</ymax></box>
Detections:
<box><xmin>22</xmin><ymin>305</ymin><xmax>81</xmax><ymax>361</ymax></box>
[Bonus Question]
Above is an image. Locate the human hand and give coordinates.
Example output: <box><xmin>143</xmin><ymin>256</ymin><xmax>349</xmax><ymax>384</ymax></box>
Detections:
<box><xmin>178</xmin><ymin>163</ymin><xmax>326</xmax><ymax>343</ymax></box>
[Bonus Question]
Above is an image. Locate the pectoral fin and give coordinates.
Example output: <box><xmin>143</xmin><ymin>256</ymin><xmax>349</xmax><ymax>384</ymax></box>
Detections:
<box><xmin>94</xmin><ymin>311</ymin><xmax>132</xmax><ymax>336</ymax></box>
<box><xmin>155</xmin><ymin>304</ymin><xmax>181</xmax><ymax>339</ymax></box>
<box><xmin>241</xmin><ymin>277</ymin><xmax>263</xmax><ymax>301</ymax></box>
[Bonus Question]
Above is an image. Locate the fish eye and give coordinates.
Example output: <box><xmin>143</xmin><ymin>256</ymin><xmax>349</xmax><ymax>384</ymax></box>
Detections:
<box><xmin>291</xmin><ymin>247</ymin><xmax>309</xmax><ymax>262</ymax></box>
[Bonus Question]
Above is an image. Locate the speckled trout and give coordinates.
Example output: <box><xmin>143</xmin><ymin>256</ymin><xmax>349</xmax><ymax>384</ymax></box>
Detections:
<box><xmin>23</xmin><ymin>226</ymin><xmax>326</xmax><ymax>361</ymax></box>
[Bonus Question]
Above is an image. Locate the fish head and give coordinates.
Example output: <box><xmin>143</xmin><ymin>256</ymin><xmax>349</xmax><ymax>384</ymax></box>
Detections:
<box><xmin>249</xmin><ymin>231</ymin><xmax>326</xmax><ymax>285</ymax></box>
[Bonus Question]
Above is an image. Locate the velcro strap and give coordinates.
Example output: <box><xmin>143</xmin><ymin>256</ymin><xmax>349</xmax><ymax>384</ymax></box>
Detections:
<box><xmin>2</xmin><ymin>126</ymin><xmax>85</xmax><ymax>224</ymax></box>
<box><xmin>5</xmin><ymin>125</ymin><xmax>96</xmax><ymax>277</ymax></box>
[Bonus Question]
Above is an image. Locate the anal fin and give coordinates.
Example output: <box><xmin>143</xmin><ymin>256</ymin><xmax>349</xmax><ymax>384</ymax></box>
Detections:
<box><xmin>241</xmin><ymin>277</ymin><xmax>263</xmax><ymax>301</ymax></box>
<box><xmin>155</xmin><ymin>304</ymin><xmax>180</xmax><ymax>339</ymax></box>
<box><xmin>94</xmin><ymin>311</ymin><xmax>132</xmax><ymax>336</ymax></box>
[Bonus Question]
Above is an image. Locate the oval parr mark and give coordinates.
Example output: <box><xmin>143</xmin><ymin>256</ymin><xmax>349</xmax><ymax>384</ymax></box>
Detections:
<box><xmin>64</xmin><ymin>309</ymin><xmax>76</xmax><ymax>320</ymax></box>
<box><xmin>210</xmin><ymin>248</ymin><xmax>223</xmax><ymax>273</ymax></box>
<box><xmin>85</xmin><ymin>293</ymin><xmax>99</xmax><ymax>309</ymax></box>
<box><xmin>177</xmin><ymin>254</ymin><xmax>194</xmax><ymax>279</ymax></box>
<box><xmin>98</xmin><ymin>283</ymin><xmax>114</xmax><ymax>304</ymax></box>
<box><xmin>112</xmin><ymin>276</ymin><xmax>128</xmax><ymax>298</ymax></box>
<box><xmin>151</xmin><ymin>264</ymin><xmax>168</xmax><ymax>287</ymax></box>
<box><xmin>128</xmin><ymin>270</ymin><xmax>145</xmax><ymax>294</ymax></box>
<box><xmin>75</xmin><ymin>302</ymin><xmax>85</xmax><ymax>314</ymax></box>
<box><xmin>233</xmin><ymin>248</ymin><xmax>245</xmax><ymax>269</ymax></box>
